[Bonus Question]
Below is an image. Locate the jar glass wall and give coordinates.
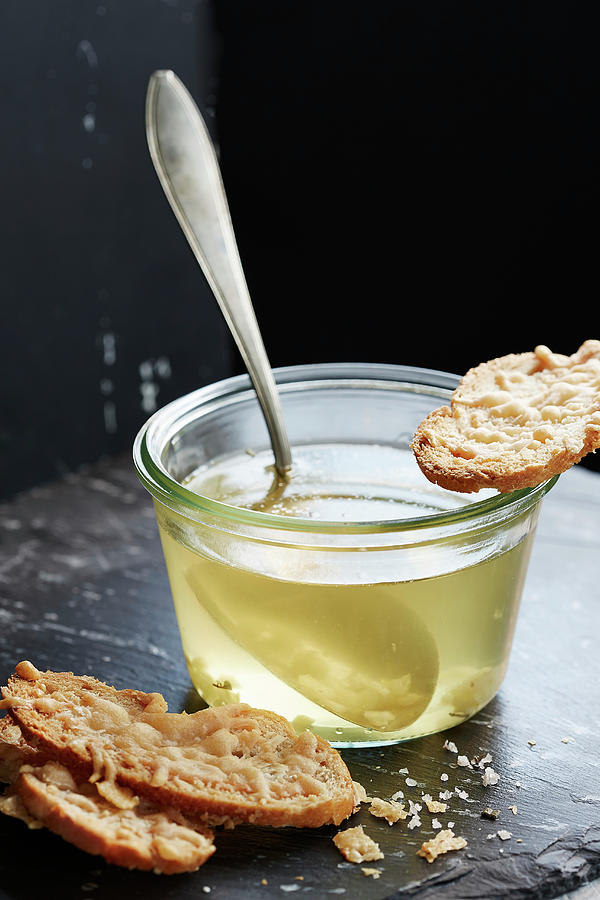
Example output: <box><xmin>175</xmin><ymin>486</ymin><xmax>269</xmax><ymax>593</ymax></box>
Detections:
<box><xmin>134</xmin><ymin>364</ymin><xmax>556</xmax><ymax>747</ymax></box>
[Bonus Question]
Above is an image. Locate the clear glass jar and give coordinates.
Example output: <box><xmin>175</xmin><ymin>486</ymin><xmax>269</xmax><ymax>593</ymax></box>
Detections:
<box><xmin>134</xmin><ymin>363</ymin><xmax>556</xmax><ymax>747</ymax></box>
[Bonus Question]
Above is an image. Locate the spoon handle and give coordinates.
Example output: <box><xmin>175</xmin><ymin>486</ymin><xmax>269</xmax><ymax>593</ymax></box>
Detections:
<box><xmin>145</xmin><ymin>69</ymin><xmax>292</xmax><ymax>475</ymax></box>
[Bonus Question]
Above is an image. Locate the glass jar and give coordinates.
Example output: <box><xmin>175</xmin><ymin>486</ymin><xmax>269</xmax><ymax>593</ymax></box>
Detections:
<box><xmin>133</xmin><ymin>363</ymin><xmax>556</xmax><ymax>747</ymax></box>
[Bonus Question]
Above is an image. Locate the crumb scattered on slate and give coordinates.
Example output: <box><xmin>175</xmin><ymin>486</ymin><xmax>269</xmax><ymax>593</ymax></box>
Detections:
<box><xmin>361</xmin><ymin>868</ymin><xmax>381</xmax><ymax>879</ymax></box>
<box><xmin>417</xmin><ymin>830</ymin><xmax>467</xmax><ymax>863</ymax></box>
<box><xmin>422</xmin><ymin>794</ymin><xmax>448</xmax><ymax>813</ymax></box>
<box><xmin>482</xmin><ymin>807</ymin><xmax>501</xmax><ymax>820</ymax></box>
<box><xmin>333</xmin><ymin>826</ymin><xmax>384</xmax><ymax>863</ymax></box>
<box><xmin>368</xmin><ymin>797</ymin><xmax>408</xmax><ymax>825</ymax></box>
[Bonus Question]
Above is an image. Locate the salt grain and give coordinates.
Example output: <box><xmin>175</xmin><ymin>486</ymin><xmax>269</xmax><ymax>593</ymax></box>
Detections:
<box><xmin>476</xmin><ymin>753</ymin><xmax>493</xmax><ymax>769</ymax></box>
<box><xmin>482</xmin><ymin>767</ymin><xmax>500</xmax><ymax>787</ymax></box>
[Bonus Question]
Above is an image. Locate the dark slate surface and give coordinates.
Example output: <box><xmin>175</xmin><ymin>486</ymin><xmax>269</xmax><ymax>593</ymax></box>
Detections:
<box><xmin>0</xmin><ymin>454</ymin><xmax>598</xmax><ymax>900</ymax></box>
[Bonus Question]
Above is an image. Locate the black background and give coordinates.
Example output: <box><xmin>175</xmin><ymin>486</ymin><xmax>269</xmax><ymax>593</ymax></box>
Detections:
<box><xmin>1</xmin><ymin>0</ymin><xmax>598</xmax><ymax>499</ymax></box>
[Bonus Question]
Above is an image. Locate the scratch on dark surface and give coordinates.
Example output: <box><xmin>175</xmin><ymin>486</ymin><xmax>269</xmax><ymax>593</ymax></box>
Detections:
<box><xmin>76</xmin><ymin>38</ymin><xmax>98</xmax><ymax>69</ymax></box>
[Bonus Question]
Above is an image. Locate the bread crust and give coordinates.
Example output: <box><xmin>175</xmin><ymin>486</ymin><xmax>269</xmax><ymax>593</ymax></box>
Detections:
<box><xmin>14</xmin><ymin>763</ymin><xmax>215</xmax><ymax>874</ymax></box>
<box><xmin>411</xmin><ymin>341</ymin><xmax>600</xmax><ymax>493</ymax></box>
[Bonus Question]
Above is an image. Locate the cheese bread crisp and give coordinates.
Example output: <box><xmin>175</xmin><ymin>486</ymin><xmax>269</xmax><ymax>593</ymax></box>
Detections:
<box><xmin>412</xmin><ymin>340</ymin><xmax>600</xmax><ymax>493</ymax></box>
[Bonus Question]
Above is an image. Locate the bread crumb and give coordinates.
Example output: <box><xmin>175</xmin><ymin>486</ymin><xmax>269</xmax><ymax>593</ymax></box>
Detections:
<box><xmin>422</xmin><ymin>794</ymin><xmax>448</xmax><ymax>814</ymax></box>
<box><xmin>15</xmin><ymin>661</ymin><xmax>43</xmax><ymax>682</ymax></box>
<box><xmin>439</xmin><ymin>790</ymin><xmax>453</xmax><ymax>801</ymax></box>
<box><xmin>432</xmin><ymin>818</ymin><xmax>442</xmax><ymax>830</ymax></box>
<box><xmin>440</xmin><ymin>773</ymin><xmax>449</xmax><ymax>782</ymax></box>
<box><xmin>527</xmin><ymin>740</ymin><xmax>536</xmax><ymax>747</ymax></box>
<box><xmin>417</xmin><ymin>830</ymin><xmax>467</xmax><ymax>863</ymax></box>
<box><xmin>561</xmin><ymin>737</ymin><xmax>575</xmax><ymax>744</ymax></box>
<box><xmin>407</xmin><ymin>814</ymin><xmax>422</xmax><ymax>830</ymax></box>
<box><xmin>481</xmin><ymin>807</ymin><xmax>500</xmax><ymax>820</ymax></box>
<box><xmin>333</xmin><ymin>826</ymin><xmax>384</xmax><ymax>864</ymax></box>
<box><xmin>361</xmin><ymin>868</ymin><xmax>381</xmax><ymax>879</ymax></box>
<box><xmin>497</xmin><ymin>830</ymin><xmax>512</xmax><ymax>841</ymax></box>
<box><xmin>352</xmin><ymin>781</ymin><xmax>370</xmax><ymax>808</ymax></box>
<box><xmin>508</xmin><ymin>805</ymin><xmax>518</xmax><ymax>815</ymax></box>
<box><xmin>456</xmin><ymin>755</ymin><xmax>471</xmax><ymax>768</ymax></box>
<box><xmin>443</xmin><ymin>739</ymin><xmax>458</xmax><ymax>753</ymax></box>
<box><xmin>405</xmin><ymin>777</ymin><xmax>417</xmax><ymax>787</ymax></box>
<box><xmin>261</xmin><ymin>879</ymin><xmax>268</xmax><ymax>885</ymax></box>
<box><xmin>368</xmin><ymin>797</ymin><xmax>407</xmax><ymax>825</ymax></box>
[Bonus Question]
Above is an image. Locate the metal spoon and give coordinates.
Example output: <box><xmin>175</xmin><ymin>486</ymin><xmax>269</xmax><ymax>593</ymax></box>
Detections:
<box><xmin>145</xmin><ymin>69</ymin><xmax>292</xmax><ymax>476</ymax></box>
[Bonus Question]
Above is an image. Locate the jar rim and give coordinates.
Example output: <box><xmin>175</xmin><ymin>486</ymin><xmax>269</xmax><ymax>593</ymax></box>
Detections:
<box><xmin>133</xmin><ymin>362</ymin><xmax>558</xmax><ymax>534</ymax></box>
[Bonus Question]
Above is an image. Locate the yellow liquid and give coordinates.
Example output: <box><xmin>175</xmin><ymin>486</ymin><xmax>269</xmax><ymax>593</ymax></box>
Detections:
<box><xmin>157</xmin><ymin>445</ymin><xmax>534</xmax><ymax>746</ymax></box>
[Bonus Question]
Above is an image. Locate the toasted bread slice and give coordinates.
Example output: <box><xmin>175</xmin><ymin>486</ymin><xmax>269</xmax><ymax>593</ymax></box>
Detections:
<box><xmin>411</xmin><ymin>340</ymin><xmax>600</xmax><ymax>493</ymax></box>
<box><xmin>4</xmin><ymin>762</ymin><xmax>215</xmax><ymax>874</ymax></box>
<box><xmin>0</xmin><ymin>661</ymin><xmax>168</xmax><ymax>784</ymax></box>
<box><xmin>3</xmin><ymin>662</ymin><xmax>357</xmax><ymax>828</ymax></box>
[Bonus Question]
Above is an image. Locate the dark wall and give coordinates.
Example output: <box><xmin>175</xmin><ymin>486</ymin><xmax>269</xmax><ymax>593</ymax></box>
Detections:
<box><xmin>213</xmin><ymin>1</ymin><xmax>597</xmax><ymax>374</ymax></box>
<box><xmin>1</xmin><ymin>0</ymin><xmax>233</xmax><ymax>500</ymax></box>
<box><xmin>2</xmin><ymin>1</ymin><xmax>598</xmax><ymax>499</ymax></box>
